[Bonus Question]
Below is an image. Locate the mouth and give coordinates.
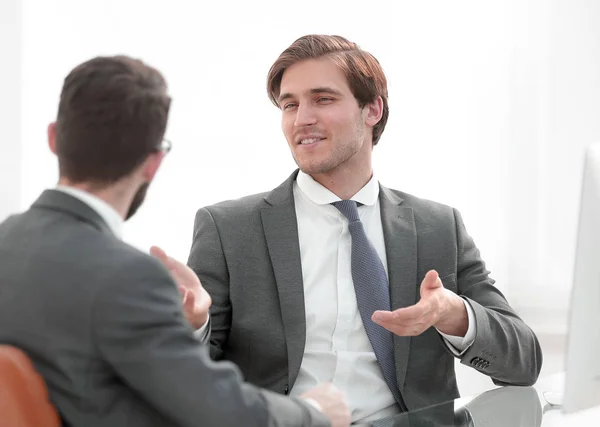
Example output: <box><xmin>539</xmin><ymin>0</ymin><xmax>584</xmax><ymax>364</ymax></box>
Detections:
<box><xmin>297</xmin><ymin>137</ymin><xmax>326</xmax><ymax>146</ymax></box>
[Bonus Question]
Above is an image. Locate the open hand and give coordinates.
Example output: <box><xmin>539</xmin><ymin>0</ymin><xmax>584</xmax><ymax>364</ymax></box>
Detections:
<box><xmin>372</xmin><ymin>270</ymin><xmax>468</xmax><ymax>337</ymax></box>
<box><xmin>150</xmin><ymin>246</ymin><xmax>212</xmax><ymax>330</ymax></box>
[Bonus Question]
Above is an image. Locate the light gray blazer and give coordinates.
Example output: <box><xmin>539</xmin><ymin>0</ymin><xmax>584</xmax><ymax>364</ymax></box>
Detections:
<box><xmin>188</xmin><ymin>170</ymin><xmax>543</xmax><ymax>410</ymax></box>
<box><xmin>0</xmin><ymin>190</ymin><xmax>328</xmax><ymax>427</ymax></box>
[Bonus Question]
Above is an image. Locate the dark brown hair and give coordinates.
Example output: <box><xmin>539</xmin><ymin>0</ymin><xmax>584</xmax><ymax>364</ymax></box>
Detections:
<box><xmin>267</xmin><ymin>35</ymin><xmax>389</xmax><ymax>145</ymax></box>
<box><xmin>55</xmin><ymin>55</ymin><xmax>171</xmax><ymax>184</ymax></box>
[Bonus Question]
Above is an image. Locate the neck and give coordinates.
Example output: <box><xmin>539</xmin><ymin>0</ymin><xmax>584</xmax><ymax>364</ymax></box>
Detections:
<box><xmin>310</xmin><ymin>165</ymin><xmax>373</xmax><ymax>200</ymax></box>
<box><xmin>57</xmin><ymin>178</ymin><xmax>132</xmax><ymax>220</ymax></box>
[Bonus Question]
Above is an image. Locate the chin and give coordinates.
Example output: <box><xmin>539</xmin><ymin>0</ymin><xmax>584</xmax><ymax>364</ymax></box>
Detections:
<box><xmin>294</xmin><ymin>154</ymin><xmax>327</xmax><ymax>174</ymax></box>
<box><xmin>298</xmin><ymin>162</ymin><xmax>335</xmax><ymax>175</ymax></box>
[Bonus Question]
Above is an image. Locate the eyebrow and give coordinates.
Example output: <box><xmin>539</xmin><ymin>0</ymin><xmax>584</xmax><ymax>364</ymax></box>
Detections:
<box><xmin>278</xmin><ymin>87</ymin><xmax>344</xmax><ymax>104</ymax></box>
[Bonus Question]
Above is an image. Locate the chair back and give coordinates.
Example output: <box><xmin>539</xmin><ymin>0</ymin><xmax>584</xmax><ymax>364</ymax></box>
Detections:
<box><xmin>0</xmin><ymin>345</ymin><xmax>61</xmax><ymax>427</ymax></box>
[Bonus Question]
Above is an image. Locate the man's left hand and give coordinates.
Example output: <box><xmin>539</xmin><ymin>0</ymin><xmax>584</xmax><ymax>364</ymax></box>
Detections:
<box><xmin>372</xmin><ymin>270</ymin><xmax>468</xmax><ymax>337</ymax></box>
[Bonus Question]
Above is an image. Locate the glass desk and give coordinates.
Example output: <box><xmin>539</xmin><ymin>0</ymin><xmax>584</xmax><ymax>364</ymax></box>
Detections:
<box><xmin>358</xmin><ymin>373</ymin><xmax>600</xmax><ymax>426</ymax></box>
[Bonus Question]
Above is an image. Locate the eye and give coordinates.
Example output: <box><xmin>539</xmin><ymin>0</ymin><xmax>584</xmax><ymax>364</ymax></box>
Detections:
<box><xmin>282</xmin><ymin>102</ymin><xmax>298</xmax><ymax>111</ymax></box>
<box><xmin>317</xmin><ymin>97</ymin><xmax>334</xmax><ymax>104</ymax></box>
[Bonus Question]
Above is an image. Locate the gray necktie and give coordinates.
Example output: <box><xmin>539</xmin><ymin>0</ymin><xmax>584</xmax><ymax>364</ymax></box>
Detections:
<box><xmin>332</xmin><ymin>200</ymin><xmax>403</xmax><ymax>407</ymax></box>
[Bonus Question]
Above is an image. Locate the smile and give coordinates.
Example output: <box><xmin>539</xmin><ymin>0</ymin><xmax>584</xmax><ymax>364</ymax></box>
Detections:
<box><xmin>298</xmin><ymin>137</ymin><xmax>325</xmax><ymax>145</ymax></box>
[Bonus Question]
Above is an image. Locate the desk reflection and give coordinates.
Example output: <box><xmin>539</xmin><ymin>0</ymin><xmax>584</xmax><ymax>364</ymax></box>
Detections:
<box><xmin>368</xmin><ymin>386</ymin><xmax>542</xmax><ymax>427</ymax></box>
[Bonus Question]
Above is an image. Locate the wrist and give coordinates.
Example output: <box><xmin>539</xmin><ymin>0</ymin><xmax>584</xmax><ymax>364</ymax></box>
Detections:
<box><xmin>435</xmin><ymin>293</ymin><xmax>468</xmax><ymax>337</ymax></box>
<box><xmin>193</xmin><ymin>313</ymin><xmax>209</xmax><ymax>330</ymax></box>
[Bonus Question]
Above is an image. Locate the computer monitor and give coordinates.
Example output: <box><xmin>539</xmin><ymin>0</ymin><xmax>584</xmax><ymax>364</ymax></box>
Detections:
<box><xmin>563</xmin><ymin>142</ymin><xmax>600</xmax><ymax>413</ymax></box>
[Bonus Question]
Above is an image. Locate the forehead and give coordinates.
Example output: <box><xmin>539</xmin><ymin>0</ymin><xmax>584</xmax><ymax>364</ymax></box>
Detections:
<box><xmin>279</xmin><ymin>58</ymin><xmax>351</xmax><ymax>96</ymax></box>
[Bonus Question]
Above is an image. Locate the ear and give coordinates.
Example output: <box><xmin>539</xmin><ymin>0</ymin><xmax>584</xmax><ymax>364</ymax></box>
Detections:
<box><xmin>48</xmin><ymin>122</ymin><xmax>57</xmax><ymax>154</ymax></box>
<box><xmin>141</xmin><ymin>151</ymin><xmax>165</xmax><ymax>183</ymax></box>
<box><xmin>364</xmin><ymin>96</ymin><xmax>384</xmax><ymax>128</ymax></box>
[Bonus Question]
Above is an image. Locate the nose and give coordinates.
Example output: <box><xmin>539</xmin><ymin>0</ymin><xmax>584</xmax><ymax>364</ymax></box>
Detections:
<box><xmin>294</xmin><ymin>103</ymin><xmax>317</xmax><ymax>127</ymax></box>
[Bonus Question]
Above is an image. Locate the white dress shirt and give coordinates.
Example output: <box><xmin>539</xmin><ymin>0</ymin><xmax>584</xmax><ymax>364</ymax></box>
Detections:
<box><xmin>288</xmin><ymin>172</ymin><xmax>475</xmax><ymax>424</ymax></box>
<box><xmin>53</xmin><ymin>185</ymin><xmax>209</xmax><ymax>338</ymax></box>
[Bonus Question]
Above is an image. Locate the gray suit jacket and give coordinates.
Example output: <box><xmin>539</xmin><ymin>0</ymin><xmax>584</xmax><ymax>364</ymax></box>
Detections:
<box><xmin>0</xmin><ymin>190</ymin><xmax>328</xmax><ymax>427</ymax></box>
<box><xmin>187</xmin><ymin>171</ymin><xmax>543</xmax><ymax>411</ymax></box>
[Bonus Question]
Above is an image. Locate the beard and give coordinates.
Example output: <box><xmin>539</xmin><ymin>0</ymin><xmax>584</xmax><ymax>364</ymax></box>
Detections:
<box><xmin>293</xmin><ymin>120</ymin><xmax>365</xmax><ymax>175</ymax></box>
<box><xmin>125</xmin><ymin>182</ymin><xmax>150</xmax><ymax>220</ymax></box>
<box><xmin>295</xmin><ymin>139</ymin><xmax>360</xmax><ymax>175</ymax></box>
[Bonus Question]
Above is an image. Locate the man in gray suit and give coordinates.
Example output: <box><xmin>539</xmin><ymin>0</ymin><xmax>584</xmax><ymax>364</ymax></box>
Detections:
<box><xmin>187</xmin><ymin>35</ymin><xmax>543</xmax><ymax>425</ymax></box>
<box><xmin>0</xmin><ymin>55</ymin><xmax>351</xmax><ymax>427</ymax></box>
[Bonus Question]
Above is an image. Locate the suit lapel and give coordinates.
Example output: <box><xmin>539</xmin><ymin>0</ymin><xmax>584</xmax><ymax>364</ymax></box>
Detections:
<box><xmin>260</xmin><ymin>171</ymin><xmax>306</xmax><ymax>388</ymax></box>
<box><xmin>379</xmin><ymin>185</ymin><xmax>417</xmax><ymax>394</ymax></box>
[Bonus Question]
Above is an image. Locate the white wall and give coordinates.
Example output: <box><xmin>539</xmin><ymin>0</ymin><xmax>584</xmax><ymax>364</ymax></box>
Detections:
<box><xmin>507</xmin><ymin>0</ymin><xmax>600</xmax><ymax>330</ymax></box>
<box><xmin>543</xmin><ymin>0</ymin><xmax>600</xmax><ymax>308</ymax></box>
<box><xmin>0</xmin><ymin>0</ymin><xmax>22</xmax><ymax>221</ymax></box>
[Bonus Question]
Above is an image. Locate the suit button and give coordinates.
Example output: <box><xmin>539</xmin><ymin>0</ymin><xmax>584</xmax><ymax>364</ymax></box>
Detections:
<box><xmin>284</xmin><ymin>385</ymin><xmax>289</xmax><ymax>395</ymax></box>
<box><xmin>470</xmin><ymin>357</ymin><xmax>480</xmax><ymax>366</ymax></box>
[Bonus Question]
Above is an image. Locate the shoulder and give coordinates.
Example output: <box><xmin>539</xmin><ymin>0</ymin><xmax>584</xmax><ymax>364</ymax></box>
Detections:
<box><xmin>99</xmin><ymin>239</ymin><xmax>171</xmax><ymax>284</ymax></box>
<box><xmin>194</xmin><ymin>171</ymin><xmax>298</xmax><ymax>223</ymax></box>
<box><xmin>202</xmin><ymin>191</ymin><xmax>270</xmax><ymax>216</ymax></box>
<box><xmin>192</xmin><ymin>190</ymin><xmax>275</xmax><ymax>232</ymax></box>
<box><xmin>383</xmin><ymin>186</ymin><xmax>458</xmax><ymax>220</ymax></box>
<box><xmin>88</xmin><ymin>239</ymin><xmax>180</xmax><ymax>318</ymax></box>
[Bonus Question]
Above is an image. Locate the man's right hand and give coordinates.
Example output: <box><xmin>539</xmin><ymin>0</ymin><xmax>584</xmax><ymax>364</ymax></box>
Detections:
<box><xmin>301</xmin><ymin>383</ymin><xmax>351</xmax><ymax>427</ymax></box>
<box><xmin>150</xmin><ymin>246</ymin><xmax>211</xmax><ymax>330</ymax></box>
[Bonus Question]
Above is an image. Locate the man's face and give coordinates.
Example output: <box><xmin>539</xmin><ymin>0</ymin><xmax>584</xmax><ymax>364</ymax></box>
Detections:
<box><xmin>125</xmin><ymin>182</ymin><xmax>149</xmax><ymax>220</ymax></box>
<box><xmin>278</xmin><ymin>58</ymin><xmax>370</xmax><ymax>176</ymax></box>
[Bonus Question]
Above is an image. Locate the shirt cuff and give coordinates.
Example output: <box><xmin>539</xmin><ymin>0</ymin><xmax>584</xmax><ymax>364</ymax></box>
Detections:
<box><xmin>302</xmin><ymin>397</ymin><xmax>323</xmax><ymax>414</ymax></box>
<box><xmin>193</xmin><ymin>316</ymin><xmax>210</xmax><ymax>342</ymax></box>
<box><xmin>437</xmin><ymin>298</ymin><xmax>476</xmax><ymax>356</ymax></box>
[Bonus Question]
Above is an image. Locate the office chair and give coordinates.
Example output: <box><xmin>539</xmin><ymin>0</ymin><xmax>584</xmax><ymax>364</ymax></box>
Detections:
<box><xmin>0</xmin><ymin>345</ymin><xmax>61</xmax><ymax>427</ymax></box>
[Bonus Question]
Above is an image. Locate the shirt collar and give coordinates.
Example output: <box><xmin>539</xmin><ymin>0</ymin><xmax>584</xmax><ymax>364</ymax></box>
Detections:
<box><xmin>296</xmin><ymin>170</ymin><xmax>380</xmax><ymax>206</ymax></box>
<box><xmin>54</xmin><ymin>185</ymin><xmax>124</xmax><ymax>239</ymax></box>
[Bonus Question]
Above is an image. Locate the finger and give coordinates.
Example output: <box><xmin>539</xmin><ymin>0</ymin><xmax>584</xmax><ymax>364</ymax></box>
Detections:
<box><xmin>374</xmin><ymin>311</ymin><xmax>434</xmax><ymax>333</ymax></box>
<box><xmin>180</xmin><ymin>288</ymin><xmax>189</xmax><ymax>305</ymax></box>
<box><xmin>186</xmin><ymin>290</ymin><xmax>196</xmax><ymax>308</ymax></box>
<box><xmin>420</xmin><ymin>270</ymin><xmax>441</xmax><ymax>293</ymax></box>
<box><xmin>375</xmin><ymin>319</ymin><xmax>429</xmax><ymax>336</ymax></box>
<box><xmin>372</xmin><ymin>310</ymin><xmax>395</xmax><ymax>324</ymax></box>
<box><xmin>150</xmin><ymin>246</ymin><xmax>168</xmax><ymax>264</ymax></box>
<box><xmin>166</xmin><ymin>256</ymin><xmax>190</xmax><ymax>278</ymax></box>
<box><xmin>178</xmin><ymin>285</ymin><xmax>187</xmax><ymax>297</ymax></box>
<box><xmin>184</xmin><ymin>296</ymin><xmax>194</xmax><ymax>313</ymax></box>
<box><xmin>372</xmin><ymin>299</ymin><xmax>431</xmax><ymax>323</ymax></box>
<box><xmin>150</xmin><ymin>245</ymin><xmax>177</xmax><ymax>271</ymax></box>
<box><xmin>392</xmin><ymin>304</ymin><xmax>431</xmax><ymax>322</ymax></box>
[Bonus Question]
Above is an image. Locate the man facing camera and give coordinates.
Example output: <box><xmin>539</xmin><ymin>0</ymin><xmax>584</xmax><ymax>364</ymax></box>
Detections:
<box><xmin>187</xmin><ymin>34</ymin><xmax>543</xmax><ymax>425</ymax></box>
<box><xmin>0</xmin><ymin>55</ymin><xmax>350</xmax><ymax>427</ymax></box>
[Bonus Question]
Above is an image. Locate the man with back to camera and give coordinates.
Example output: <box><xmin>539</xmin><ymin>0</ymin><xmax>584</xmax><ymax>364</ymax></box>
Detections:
<box><xmin>187</xmin><ymin>34</ymin><xmax>543</xmax><ymax>424</ymax></box>
<box><xmin>0</xmin><ymin>55</ymin><xmax>350</xmax><ymax>427</ymax></box>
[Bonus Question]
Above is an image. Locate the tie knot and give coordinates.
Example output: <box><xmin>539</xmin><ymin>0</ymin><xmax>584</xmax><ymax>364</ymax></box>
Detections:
<box><xmin>331</xmin><ymin>200</ymin><xmax>360</xmax><ymax>222</ymax></box>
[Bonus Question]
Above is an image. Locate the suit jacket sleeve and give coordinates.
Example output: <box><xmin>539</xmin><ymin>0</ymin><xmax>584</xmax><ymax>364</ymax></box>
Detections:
<box><xmin>187</xmin><ymin>207</ymin><xmax>231</xmax><ymax>360</ymax></box>
<box><xmin>92</xmin><ymin>257</ymin><xmax>329</xmax><ymax>427</ymax></box>
<box><xmin>452</xmin><ymin>208</ymin><xmax>543</xmax><ymax>386</ymax></box>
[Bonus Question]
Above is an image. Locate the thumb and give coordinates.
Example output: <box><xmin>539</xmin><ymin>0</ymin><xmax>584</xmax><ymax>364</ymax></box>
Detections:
<box><xmin>150</xmin><ymin>246</ymin><xmax>174</xmax><ymax>270</ymax></box>
<box><xmin>421</xmin><ymin>270</ymin><xmax>442</xmax><ymax>294</ymax></box>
